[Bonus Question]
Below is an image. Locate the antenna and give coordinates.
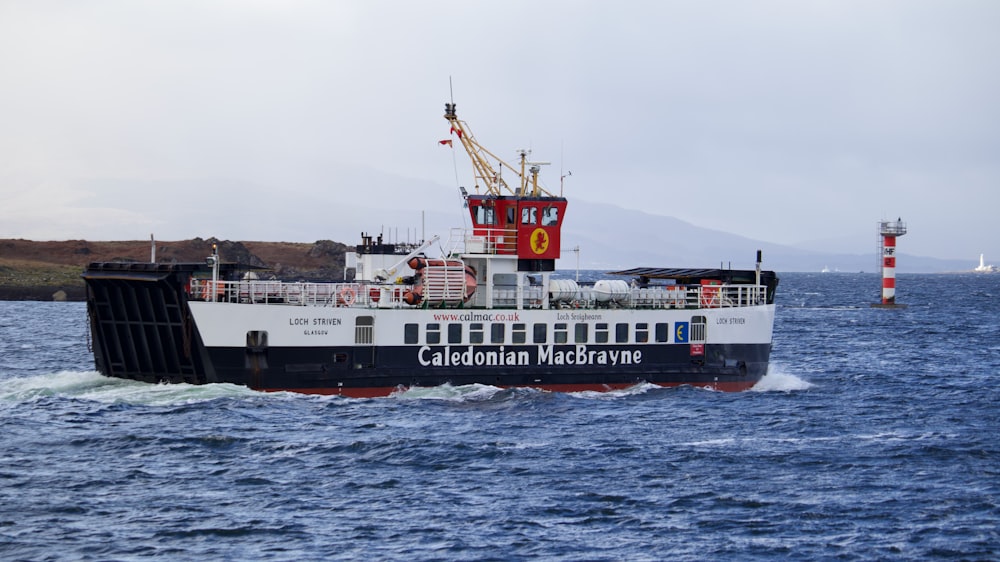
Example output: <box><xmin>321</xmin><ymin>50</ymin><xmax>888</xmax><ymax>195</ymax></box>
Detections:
<box><xmin>449</xmin><ymin>76</ymin><xmax>454</xmax><ymax>105</ymax></box>
<box><xmin>560</xmin><ymin>141</ymin><xmax>564</xmax><ymax>196</ymax></box>
<box><xmin>573</xmin><ymin>245</ymin><xmax>580</xmax><ymax>282</ymax></box>
<box><xmin>559</xmin><ymin>140</ymin><xmax>571</xmax><ymax>196</ymax></box>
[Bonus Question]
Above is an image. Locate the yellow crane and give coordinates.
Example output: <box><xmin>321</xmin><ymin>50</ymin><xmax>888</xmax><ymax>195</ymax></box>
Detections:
<box><xmin>444</xmin><ymin>103</ymin><xmax>552</xmax><ymax>198</ymax></box>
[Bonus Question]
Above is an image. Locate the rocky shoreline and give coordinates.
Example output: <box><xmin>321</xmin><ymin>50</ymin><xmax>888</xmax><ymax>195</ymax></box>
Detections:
<box><xmin>0</xmin><ymin>285</ymin><xmax>88</xmax><ymax>302</ymax></box>
<box><xmin>0</xmin><ymin>237</ymin><xmax>349</xmax><ymax>302</ymax></box>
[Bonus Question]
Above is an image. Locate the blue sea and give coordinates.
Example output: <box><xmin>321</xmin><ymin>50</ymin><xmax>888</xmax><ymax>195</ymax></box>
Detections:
<box><xmin>1</xmin><ymin>273</ymin><xmax>998</xmax><ymax>561</ymax></box>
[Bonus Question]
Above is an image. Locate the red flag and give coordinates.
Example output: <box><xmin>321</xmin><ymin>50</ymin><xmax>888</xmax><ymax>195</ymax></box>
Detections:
<box><xmin>438</xmin><ymin>139</ymin><xmax>453</xmax><ymax>147</ymax></box>
<box><xmin>450</xmin><ymin>126</ymin><xmax>463</xmax><ymax>138</ymax></box>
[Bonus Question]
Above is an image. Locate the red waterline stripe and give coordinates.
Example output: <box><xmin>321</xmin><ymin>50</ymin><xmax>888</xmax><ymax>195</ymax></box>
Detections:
<box><xmin>259</xmin><ymin>380</ymin><xmax>759</xmax><ymax>398</ymax></box>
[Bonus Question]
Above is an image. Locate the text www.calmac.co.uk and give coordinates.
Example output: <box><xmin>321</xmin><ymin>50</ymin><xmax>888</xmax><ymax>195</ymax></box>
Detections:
<box><xmin>431</xmin><ymin>312</ymin><xmax>521</xmax><ymax>322</ymax></box>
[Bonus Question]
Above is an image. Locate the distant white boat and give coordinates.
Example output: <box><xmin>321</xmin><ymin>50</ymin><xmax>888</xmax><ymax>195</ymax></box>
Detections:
<box><xmin>973</xmin><ymin>254</ymin><xmax>998</xmax><ymax>273</ymax></box>
<box><xmin>821</xmin><ymin>266</ymin><xmax>831</xmax><ymax>273</ymax></box>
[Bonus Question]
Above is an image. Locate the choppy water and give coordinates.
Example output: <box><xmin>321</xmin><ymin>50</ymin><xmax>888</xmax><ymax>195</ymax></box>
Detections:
<box><xmin>1</xmin><ymin>273</ymin><xmax>998</xmax><ymax>560</ymax></box>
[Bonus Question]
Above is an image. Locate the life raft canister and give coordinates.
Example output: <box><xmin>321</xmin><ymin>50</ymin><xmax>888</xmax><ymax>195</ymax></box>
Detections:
<box><xmin>699</xmin><ymin>279</ymin><xmax>721</xmax><ymax>308</ymax></box>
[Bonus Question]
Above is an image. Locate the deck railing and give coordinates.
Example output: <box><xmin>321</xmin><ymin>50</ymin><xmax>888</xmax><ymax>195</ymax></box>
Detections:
<box><xmin>190</xmin><ymin>279</ymin><xmax>766</xmax><ymax>310</ymax></box>
<box><xmin>446</xmin><ymin>227</ymin><xmax>519</xmax><ymax>255</ymax></box>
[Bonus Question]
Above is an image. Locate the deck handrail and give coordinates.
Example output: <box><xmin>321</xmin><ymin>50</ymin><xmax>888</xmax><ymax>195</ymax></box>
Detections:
<box><xmin>190</xmin><ymin>279</ymin><xmax>767</xmax><ymax>310</ymax></box>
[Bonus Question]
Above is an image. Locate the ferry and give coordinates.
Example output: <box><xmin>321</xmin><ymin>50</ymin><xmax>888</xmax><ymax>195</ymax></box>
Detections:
<box><xmin>82</xmin><ymin>103</ymin><xmax>779</xmax><ymax>397</ymax></box>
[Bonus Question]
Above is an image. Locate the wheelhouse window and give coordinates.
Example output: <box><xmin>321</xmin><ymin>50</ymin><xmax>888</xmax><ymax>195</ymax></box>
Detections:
<box><xmin>521</xmin><ymin>207</ymin><xmax>537</xmax><ymax>225</ymax></box>
<box><xmin>541</xmin><ymin>206</ymin><xmax>559</xmax><ymax>226</ymax></box>
<box><xmin>474</xmin><ymin>205</ymin><xmax>497</xmax><ymax>225</ymax></box>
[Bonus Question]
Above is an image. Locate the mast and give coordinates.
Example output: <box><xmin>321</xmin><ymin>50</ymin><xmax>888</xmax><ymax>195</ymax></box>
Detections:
<box><xmin>443</xmin><ymin>102</ymin><xmax>567</xmax><ymax>271</ymax></box>
<box><xmin>443</xmin><ymin>103</ymin><xmax>552</xmax><ymax>197</ymax></box>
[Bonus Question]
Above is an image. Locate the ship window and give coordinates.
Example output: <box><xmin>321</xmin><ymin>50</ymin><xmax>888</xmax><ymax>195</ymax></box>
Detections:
<box><xmin>426</xmin><ymin>323</ymin><xmax>441</xmax><ymax>344</ymax></box>
<box><xmin>575</xmin><ymin>323</ymin><xmax>588</xmax><ymax>343</ymax></box>
<box><xmin>554</xmin><ymin>323</ymin><xmax>568</xmax><ymax>344</ymax></box>
<box><xmin>493</xmin><ymin>273</ymin><xmax>516</xmax><ymax>285</ymax></box>
<box><xmin>448</xmin><ymin>323</ymin><xmax>462</xmax><ymax>344</ymax></box>
<box><xmin>655</xmin><ymin>323</ymin><xmax>669</xmax><ymax>343</ymax></box>
<box><xmin>246</xmin><ymin>331</ymin><xmax>268</xmax><ymax>348</ymax></box>
<box><xmin>474</xmin><ymin>205</ymin><xmax>497</xmax><ymax>226</ymax></box>
<box><xmin>355</xmin><ymin>316</ymin><xmax>374</xmax><ymax>345</ymax></box>
<box><xmin>616</xmin><ymin>323</ymin><xmax>629</xmax><ymax>343</ymax></box>
<box><xmin>404</xmin><ymin>323</ymin><xmax>419</xmax><ymax>344</ymax></box>
<box><xmin>691</xmin><ymin>316</ymin><xmax>707</xmax><ymax>343</ymax></box>
<box><xmin>245</xmin><ymin>331</ymin><xmax>269</xmax><ymax>369</ymax></box>
<box><xmin>533</xmin><ymin>323</ymin><xmax>547</xmax><ymax>344</ymax></box>
<box><xmin>635</xmin><ymin>323</ymin><xmax>649</xmax><ymax>343</ymax></box>
<box><xmin>692</xmin><ymin>324</ymin><xmax>706</xmax><ymax>342</ymax></box>
<box><xmin>595</xmin><ymin>323</ymin><xmax>609</xmax><ymax>343</ymax></box>
<box><xmin>506</xmin><ymin>207</ymin><xmax>515</xmax><ymax>225</ymax></box>
<box><xmin>333</xmin><ymin>353</ymin><xmax>348</xmax><ymax>363</ymax></box>
<box><xmin>541</xmin><ymin>206</ymin><xmax>559</xmax><ymax>226</ymax></box>
<box><xmin>491</xmin><ymin>323</ymin><xmax>505</xmax><ymax>344</ymax></box>
<box><xmin>470</xmin><ymin>323</ymin><xmax>484</xmax><ymax>344</ymax></box>
<box><xmin>521</xmin><ymin>207</ymin><xmax>537</xmax><ymax>225</ymax></box>
<box><xmin>512</xmin><ymin>323</ymin><xmax>526</xmax><ymax>344</ymax></box>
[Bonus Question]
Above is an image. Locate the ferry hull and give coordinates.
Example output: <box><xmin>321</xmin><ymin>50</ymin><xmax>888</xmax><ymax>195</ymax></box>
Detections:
<box><xmin>83</xmin><ymin>263</ymin><xmax>776</xmax><ymax>398</ymax></box>
<box><xmin>203</xmin><ymin>342</ymin><xmax>770</xmax><ymax>396</ymax></box>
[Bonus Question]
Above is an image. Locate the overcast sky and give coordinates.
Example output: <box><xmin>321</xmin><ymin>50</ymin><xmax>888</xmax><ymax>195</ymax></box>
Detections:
<box><xmin>1</xmin><ymin>1</ymin><xmax>997</xmax><ymax>263</ymax></box>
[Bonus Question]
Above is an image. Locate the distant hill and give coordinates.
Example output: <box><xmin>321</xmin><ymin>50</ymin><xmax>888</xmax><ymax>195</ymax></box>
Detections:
<box><xmin>0</xmin><ymin>197</ymin><xmax>974</xmax><ymax>301</ymax></box>
<box><xmin>37</xmin><ymin>169</ymin><xmax>973</xmax><ymax>275</ymax></box>
<box><xmin>559</xmin><ymin>199</ymin><xmax>971</xmax><ymax>274</ymax></box>
<box><xmin>0</xmin><ymin>238</ymin><xmax>348</xmax><ymax>301</ymax></box>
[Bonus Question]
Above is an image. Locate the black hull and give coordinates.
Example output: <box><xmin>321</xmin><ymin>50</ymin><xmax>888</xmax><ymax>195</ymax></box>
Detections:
<box><xmin>83</xmin><ymin>262</ymin><xmax>773</xmax><ymax>397</ymax></box>
<box><xmin>107</xmin><ymin>342</ymin><xmax>770</xmax><ymax>396</ymax></box>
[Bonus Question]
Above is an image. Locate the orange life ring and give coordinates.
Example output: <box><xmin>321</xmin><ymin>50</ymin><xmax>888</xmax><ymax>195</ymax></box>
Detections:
<box><xmin>339</xmin><ymin>285</ymin><xmax>357</xmax><ymax>306</ymax></box>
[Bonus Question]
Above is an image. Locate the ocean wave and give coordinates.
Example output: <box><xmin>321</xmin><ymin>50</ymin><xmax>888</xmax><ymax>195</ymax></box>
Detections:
<box><xmin>751</xmin><ymin>366</ymin><xmax>815</xmax><ymax>392</ymax></box>
<box><xmin>392</xmin><ymin>381</ymin><xmax>672</xmax><ymax>402</ymax></box>
<box><xmin>0</xmin><ymin>371</ymin><xmax>261</xmax><ymax>406</ymax></box>
<box><xmin>390</xmin><ymin>382</ymin><xmax>512</xmax><ymax>402</ymax></box>
<box><xmin>567</xmin><ymin>381</ymin><xmax>663</xmax><ymax>399</ymax></box>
